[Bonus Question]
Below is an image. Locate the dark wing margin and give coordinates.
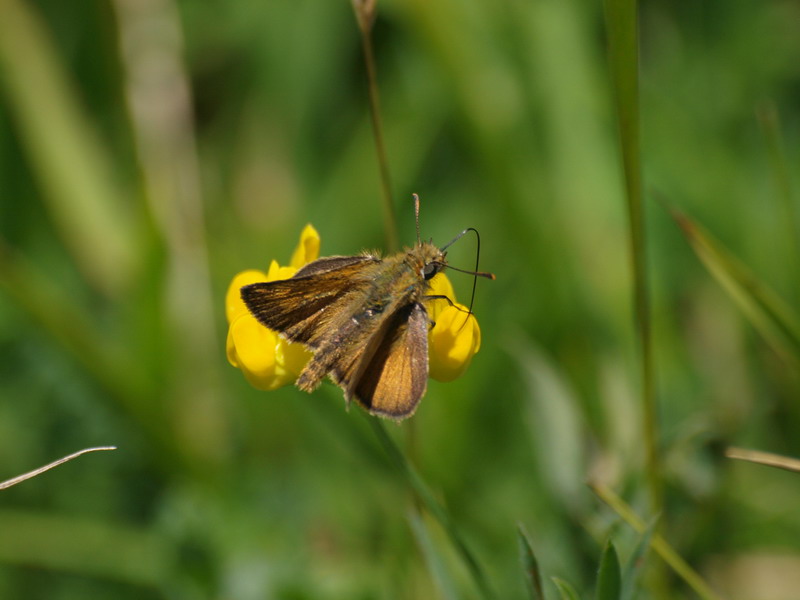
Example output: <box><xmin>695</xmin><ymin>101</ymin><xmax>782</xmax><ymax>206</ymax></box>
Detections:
<box><xmin>293</xmin><ymin>255</ymin><xmax>379</xmax><ymax>278</ymax></box>
<box><xmin>240</xmin><ymin>255</ymin><xmax>379</xmax><ymax>349</ymax></box>
<box><xmin>347</xmin><ymin>302</ymin><xmax>429</xmax><ymax>420</ymax></box>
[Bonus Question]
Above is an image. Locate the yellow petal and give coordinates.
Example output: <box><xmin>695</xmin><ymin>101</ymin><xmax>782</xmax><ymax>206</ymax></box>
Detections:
<box><xmin>226</xmin><ymin>269</ymin><xmax>269</xmax><ymax>324</ymax></box>
<box><xmin>427</xmin><ymin>272</ymin><xmax>456</xmax><ymax>321</ymax></box>
<box><xmin>226</xmin><ymin>224</ymin><xmax>319</xmax><ymax>391</ymax></box>
<box><xmin>428</xmin><ymin>303</ymin><xmax>481</xmax><ymax>382</ymax></box>
<box><xmin>289</xmin><ymin>224</ymin><xmax>321</xmax><ymax>269</ymax></box>
<box><xmin>227</xmin><ymin>312</ymin><xmax>310</xmax><ymax>390</ymax></box>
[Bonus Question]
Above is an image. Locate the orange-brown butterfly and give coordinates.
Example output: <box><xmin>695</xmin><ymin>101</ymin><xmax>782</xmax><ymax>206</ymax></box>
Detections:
<box><xmin>240</xmin><ymin>195</ymin><xmax>494</xmax><ymax>420</ymax></box>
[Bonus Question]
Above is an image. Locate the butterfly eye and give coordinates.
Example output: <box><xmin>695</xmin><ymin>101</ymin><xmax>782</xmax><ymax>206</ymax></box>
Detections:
<box><xmin>422</xmin><ymin>262</ymin><xmax>438</xmax><ymax>280</ymax></box>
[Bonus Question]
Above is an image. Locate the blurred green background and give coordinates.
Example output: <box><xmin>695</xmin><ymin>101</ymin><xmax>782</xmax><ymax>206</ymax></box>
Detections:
<box><xmin>1</xmin><ymin>0</ymin><xmax>799</xmax><ymax>598</ymax></box>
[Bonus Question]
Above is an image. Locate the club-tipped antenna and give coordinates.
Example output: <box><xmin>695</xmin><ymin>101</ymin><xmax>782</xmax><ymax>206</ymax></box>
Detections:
<box><xmin>445</xmin><ymin>264</ymin><xmax>495</xmax><ymax>280</ymax></box>
<box><xmin>413</xmin><ymin>193</ymin><xmax>422</xmax><ymax>245</ymax></box>
<box><xmin>439</xmin><ymin>227</ymin><xmax>494</xmax><ymax>326</ymax></box>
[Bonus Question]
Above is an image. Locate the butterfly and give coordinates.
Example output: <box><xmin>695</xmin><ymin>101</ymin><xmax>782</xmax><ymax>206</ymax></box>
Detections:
<box><xmin>240</xmin><ymin>195</ymin><xmax>493</xmax><ymax>420</ymax></box>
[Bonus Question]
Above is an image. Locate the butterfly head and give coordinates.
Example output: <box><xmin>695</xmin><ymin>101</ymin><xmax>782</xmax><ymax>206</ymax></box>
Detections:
<box><xmin>410</xmin><ymin>241</ymin><xmax>447</xmax><ymax>282</ymax></box>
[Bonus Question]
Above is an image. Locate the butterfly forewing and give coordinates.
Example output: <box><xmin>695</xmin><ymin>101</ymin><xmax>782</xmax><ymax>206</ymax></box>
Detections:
<box><xmin>241</xmin><ymin>255</ymin><xmax>379</xmax><ymax>348</ymax></box>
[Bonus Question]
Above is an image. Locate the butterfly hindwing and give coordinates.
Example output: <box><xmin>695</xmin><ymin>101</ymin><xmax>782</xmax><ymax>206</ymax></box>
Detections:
<box><xmin>334</xmin><ymin>302</ymin><xmax>429</xmax><ymax>420</ymax></box>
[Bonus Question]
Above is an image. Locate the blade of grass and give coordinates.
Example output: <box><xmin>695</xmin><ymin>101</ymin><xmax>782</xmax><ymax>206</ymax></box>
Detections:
<box><xmin>725</xmin><ymin>446</ymin><xmax>800</xmax><ymax>473</ymax></box>
<box><xmin>517</xmin><ymin>525</ymin><xmax>545</xmax><ymax>600</ymax></box>
<box><xmin>551</xmin><ymin>577</ymin><xmax>582</xmax><ymax>600</ymax></box>
<box><xmin>0</xmin><ymin>0</ymin><xmax>137</xmax><ymax>295</ymax></box>
<box><xmin>756</xmin><ymin>102</ymin><xmax>799</xmax><ymax>296</ymax></box>
<box><xmin>408</xmin><ymin>509</ymin><xmax>461</xmax><ymax>600</ymax></box>
<box><xmin>671</xmin><ymin>207</ymin><xmax>800</xmax><ymax>363</ymax></box>
<box><xmin>0</xmin><ymin>447</ymin><xmax>116</xmax><ymax>490</ymax></box>
<box><xmin>366</xmin><ymin>416</ymin><xmax>494</xmax><ymax>600</ymax></box>
<box><xmin>589</xmin><ymin>482</ymin><xmax>727</xmax><ymax>600</ymax></box>
<box><xmin>111</xmin><ymin>0</ymin><xmax>228</xmax><ymax>467</ymax></box>
<box><xmin>621</xmin><ymin>518</ymin><xmax>657</xmax><ymax>600</ymax></box>
<box><xmin>596</xmin><ymin>540</ymin><xmax>622</xmax><ymax>600</ymax></box>
<box><xmin>602</xmin><ymin>0</ymin><xmax>661</xmax><ymax>515</ymax></box>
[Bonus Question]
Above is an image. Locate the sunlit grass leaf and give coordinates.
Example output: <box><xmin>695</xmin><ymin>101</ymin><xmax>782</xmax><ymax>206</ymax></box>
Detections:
<box><xmin>596</xmin><ymin>540</ymin><xmax>621</xmax><ymax>600</ymax></box>
<box><xmin>621</xmin><ymin>518</ymin><xmax>657</xmax><ymax>600</ymax></box>
<box><xmin>408</xmin><ymin>509</ymin><xmax>460</xmax><ymax>600</ymax></box>
<box><xmin>672</xmin><ymin>207</ymin><xmax>800</xmax><ymax>364</ymax></box>
<box><xmin>551</xmin><ymin>577</ymin><xmax>582</xmax><ymax>600</ymax></box>
<box><xmin>0</xmin><ymin>0</ymin><xmax>137</xmax><ymax>295</ymax></box>
<box><xmin>517</xmin><ymin>525</ymin><xmax>545</xmax><ymax>600</ymax></box>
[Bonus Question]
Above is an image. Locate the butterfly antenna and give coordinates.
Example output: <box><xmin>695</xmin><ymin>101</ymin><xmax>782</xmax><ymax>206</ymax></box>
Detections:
<box><xmin>440</xmin><ymin>227</ymin><xmax>495</xmax><ymax>329</ymax></box>
<box><xmin>466</xmin><ymin>228</ymin><xmax>480</xmax><ymax>323</ymax></box>
<box><xmin>413</xmin><ymin>193</ymin><xmax>422</xmax><ymax>245</ymax></box>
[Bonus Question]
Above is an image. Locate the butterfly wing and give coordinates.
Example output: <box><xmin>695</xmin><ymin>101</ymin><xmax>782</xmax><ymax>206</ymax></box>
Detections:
<box><xmin>240</xmin><ymin>255</ymin><xmax>379</xmax><ymax>349</ymax></box>
<box><xmin>334</xmin><ymin>302</ymin><xmax>429</xmax><ymax>420</ymax></box>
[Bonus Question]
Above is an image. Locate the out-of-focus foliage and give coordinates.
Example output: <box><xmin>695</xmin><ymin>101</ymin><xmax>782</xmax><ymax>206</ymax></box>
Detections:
<box><xmin>0</xmin><ymin>0</ymin><xmax>799</xmax><ymax>598</ymax></box>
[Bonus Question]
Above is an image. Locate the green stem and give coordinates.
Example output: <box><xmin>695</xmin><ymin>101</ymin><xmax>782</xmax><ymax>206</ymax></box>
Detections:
<box><xmin>603</xmin><ymin>0</ymin><xmax>661</xmax><ymax>516</ymax></box>
<box><xmin>353</xmin><ymin>3</ymin><xmax>399</xmax><ymax>252</ymax></box>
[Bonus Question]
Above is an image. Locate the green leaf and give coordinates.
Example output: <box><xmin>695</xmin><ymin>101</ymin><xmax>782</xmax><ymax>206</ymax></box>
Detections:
<box><xmin>552</xmin><ymin>577</ymin><xmax>582</xmax><ymax>600</ymax></box>
<box><xmin>673</xmin><ymin>208</ymin><xmax>800</xmax><ymax>363</ymax></box>
<box><xmin>621</xmin><ymin>519</ymin><xmax>657</xmax><ymax>600</ymax></box>
<box><xmin>408</xmin><ymin>509</ymin><xmax>460</xmax><ymax>600</ymax></box>
<box><xmin>596</xmin><ymin>540</ymin><xmax>622</xmax><ymax>600</ymax></box>
<box><xmin>0</xmin><ymin>0</ymin><xmax>138</xmax><ymax>295</ymax></box>
<box><xmin>517</xmin><ymin>525</ymin><xmax>545</xmax><ymax>600</ymax></box>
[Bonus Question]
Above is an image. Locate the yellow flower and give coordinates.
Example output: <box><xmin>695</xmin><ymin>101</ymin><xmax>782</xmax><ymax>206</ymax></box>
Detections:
<box><xmin>225</xmin><ymin>225</ymin><xmax>317</xmax><ymax>390</ymax></box>
<box><xmin>226</xmin><ymin>224</ymin><xmax>481</xmax><ymax>390</ymax></box>
<box><xmin>425</xmin><ymin>273</ymin><xmax>481</xmax><ymax>382</ymax></box>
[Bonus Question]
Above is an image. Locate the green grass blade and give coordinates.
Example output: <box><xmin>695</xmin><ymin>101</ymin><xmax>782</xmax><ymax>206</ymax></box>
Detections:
<box><xmin>603</xmin><ymin>0</ymin><xmax>661</xmax><ymax>515</ymax></box>
<box><xmin>517</xmin><ymin>525</ymin><xmax>545</xmax><ymax>600</ymax></box>
<box><xmin>590</xmin><ymin>483</ymin><xmax>726</xmax><ymax>600</ymax></box>
<box><xmin>408</xmin><ymin>509</ymin><xmax>460</xmax><ymax>600</ymax></box>
<box><xmin>596</xmin><ymin>540</ymin><xmax>622</xmax><ymax>600</ymax></box>
<box><xmin>552</xmin><ymin>577</ymin><xmax>582</xmax><ymax>600</ymax></box>
<box><xmin>367</xmin><ymin>417</ymin><xmax>494</xmax><ymax>600</ymax></box>
<box><xmin>756</xmin><ymin>102</ymin><xmax>800</xmax><ymax>292</ymax></box>
<box><xmin>621</xmin><ymin>518</ymin><xmax>657</xmax><ymax>600</ymax></box>
<box><xmin>672</xmin><ymin>208</ymin><xmax>800</xmax><ymax>362</ymax></box>
<box><xmin>0</xmin><ymin>0</ymin><xmax>137</xmax><ymax>295</ymax></box>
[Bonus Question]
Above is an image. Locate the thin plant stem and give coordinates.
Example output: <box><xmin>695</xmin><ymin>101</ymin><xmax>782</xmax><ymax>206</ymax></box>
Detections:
<box><xmin>590</xmin><ymin>482</ymin><xmax>727</xmax><ymax>600</ymax></box>
<box><xmin>352</xmin><ymin>0</ymin><xmax>399</xmax><ymax>253</ymax></box>
<box><xmin>726</xmin><ymin>446</ymin><xmax>800</xmax><ymax>473</ymax></box>
<box><xmin>1</xmin><ymin>447</ymin><xmax>116</xmax><ymax>490</ymax></box>
<box><xmin>603</xmin><ymin>0</ymin><xmax>661</xmax><ymax>516</ymax></box>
